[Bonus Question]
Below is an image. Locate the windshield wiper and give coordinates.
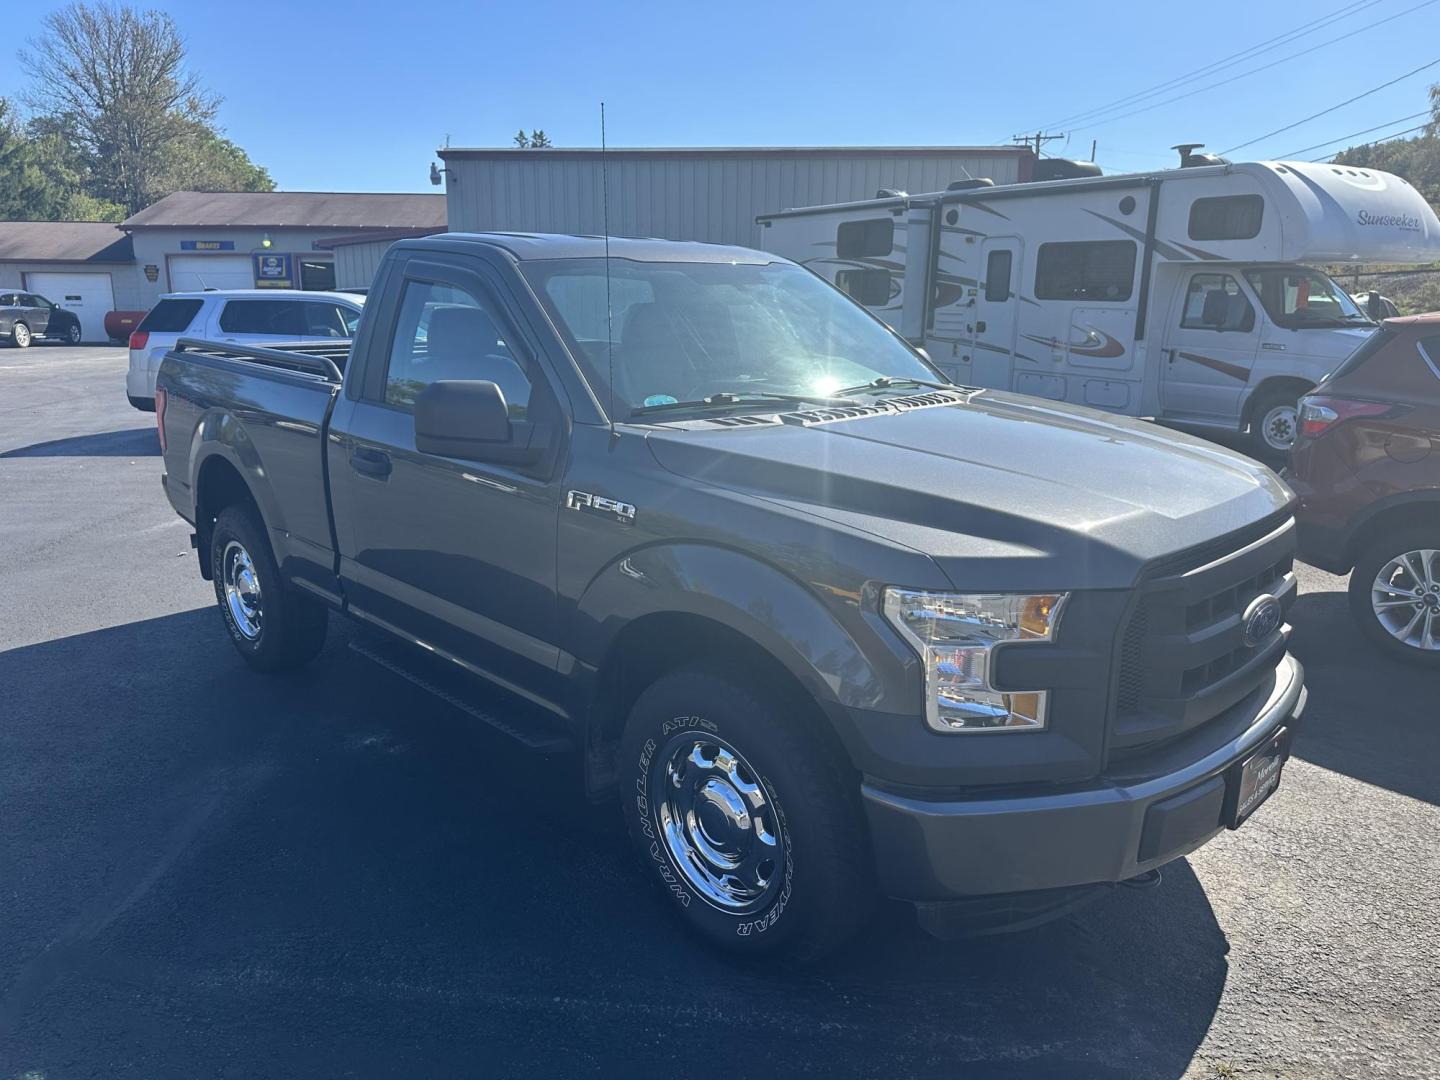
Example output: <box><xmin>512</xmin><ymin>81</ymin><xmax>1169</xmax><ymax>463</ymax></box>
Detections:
<box><xmin>832</xmin><ymin>376</ymin><xmax>957</xmax><ymax>397</ymax></box>
<box><xmin>630</xmin><ymin>391</ymin><xmax>852</xmax><ymax>417</ymax></box>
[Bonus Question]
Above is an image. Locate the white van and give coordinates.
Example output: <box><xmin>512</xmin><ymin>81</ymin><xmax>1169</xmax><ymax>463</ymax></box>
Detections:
<box><xmin>758</xmin><ymin>156</ymin><xmax>1440</xmax><ymax>455</ymax></box>
<box><xmin>126</xmin><ymin>290</ymin><xmax>364</xmax><ymax>410</ymax></box>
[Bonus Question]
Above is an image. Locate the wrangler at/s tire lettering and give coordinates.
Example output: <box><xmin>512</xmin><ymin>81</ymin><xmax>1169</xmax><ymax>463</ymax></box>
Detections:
<box><xmin>618</xmin><ymin>665</ymin><xmax>874</xmax><ymax>962</ymax></box>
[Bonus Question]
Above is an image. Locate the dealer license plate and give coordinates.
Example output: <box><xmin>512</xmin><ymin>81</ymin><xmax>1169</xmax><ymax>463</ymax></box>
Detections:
<box><xmin>1227</xmin><ymin>728</ymin><xmax>1288</xmax><ymax>829</ymax></box>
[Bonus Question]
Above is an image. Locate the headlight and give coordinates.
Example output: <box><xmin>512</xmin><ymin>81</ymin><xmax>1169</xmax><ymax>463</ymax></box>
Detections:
<box><xmin>882</xmin><ymin>589</ymin><xmax>1066</xmax><ymax>733</ymax></box>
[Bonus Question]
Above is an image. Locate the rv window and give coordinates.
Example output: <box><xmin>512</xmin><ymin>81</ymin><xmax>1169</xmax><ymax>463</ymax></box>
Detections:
<box><xmin>984</xmin><ymin>250</ymin><xmax>1012</xmax><ymax>303</ymax></box>
<box><xmin>836</xmin><ymin>218</ymin><xmax>894</xmax><ymax>259</ymax></box>
<box><xmin>1188</xmin><ymin>195</ymin><xmax>1264</xmax><ymax>241</ymax></box>
<box><xmin>836</xmin><ymin>267</ymin><xmax>893</xmax><ymax>307</ymax></box>
<box><xmin>1180</xmin><ymin>274</ymin><xmax>1255</xmax><ymax>332</ymax></box>
<box><xmin>1033</xmin><ymin>241</ymin><xmax>1136</xmax><ymax>302</ymax></box>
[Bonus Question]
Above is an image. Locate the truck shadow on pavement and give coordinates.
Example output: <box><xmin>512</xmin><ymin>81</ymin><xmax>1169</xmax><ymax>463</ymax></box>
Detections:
<box><xmin>0</xmin><ymin>426</ymin><xmax>159</xmax><ymax>458</ymax></box>
<box><xmin>1285</xmin><ymin>587</ymin><xmax>1438</xmax><ymax>807</ymax></box>
<box><xmin>1</xmin><ymin>609</ymin><xmax>1228</xmax><ymax>1079</ymax></box>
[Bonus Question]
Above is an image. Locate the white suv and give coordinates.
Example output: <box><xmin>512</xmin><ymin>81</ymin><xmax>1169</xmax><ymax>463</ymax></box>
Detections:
<box><xmin>126</xmin><ymin>290</ymin><xmax>364</xmax><ymax>410</ymax></box>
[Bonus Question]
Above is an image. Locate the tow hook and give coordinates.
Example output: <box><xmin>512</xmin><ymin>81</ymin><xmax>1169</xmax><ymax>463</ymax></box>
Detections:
<box><xmin>1120</xmin><ymin>867</ymin><xmax>1163</xmax><ymax>890</ymax></box>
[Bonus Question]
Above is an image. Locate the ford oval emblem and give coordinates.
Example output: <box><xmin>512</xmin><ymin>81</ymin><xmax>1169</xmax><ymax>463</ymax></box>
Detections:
<box><xmin>1242</xmin><ymin>594</ymin><xmax>1282</xmax><ymax>648</ymax></box>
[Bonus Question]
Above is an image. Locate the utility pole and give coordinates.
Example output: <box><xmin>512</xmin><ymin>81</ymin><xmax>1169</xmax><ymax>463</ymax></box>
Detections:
<box><xmin>1011</xmin><ymin>130</ymin><xmax>1065</xmax><ymax>158</ymax></box>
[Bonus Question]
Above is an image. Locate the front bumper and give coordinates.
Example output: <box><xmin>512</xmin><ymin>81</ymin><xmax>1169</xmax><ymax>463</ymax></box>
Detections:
<box><xmin>862</xmin><ymin>653</ymin><xmax>1305</xmax><ymax>900</ymax></box>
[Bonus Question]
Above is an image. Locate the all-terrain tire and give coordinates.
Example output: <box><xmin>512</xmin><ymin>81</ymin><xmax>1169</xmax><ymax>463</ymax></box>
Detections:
<box><xmin>619</xmin><ymin>665</ymin><xmax>874</xmax><ymax>963</ymax></box>
<box><xmin>210</xmin><ymin>505</ymin><xmax>328</xmax><ymax>672</ymax></box>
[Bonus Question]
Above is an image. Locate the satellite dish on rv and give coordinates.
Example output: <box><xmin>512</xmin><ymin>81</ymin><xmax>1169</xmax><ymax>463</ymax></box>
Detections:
<box><xmin>1173</xmin><ymin>144</ymin><xmax>1229</xmax><ymax>168</ymax></box>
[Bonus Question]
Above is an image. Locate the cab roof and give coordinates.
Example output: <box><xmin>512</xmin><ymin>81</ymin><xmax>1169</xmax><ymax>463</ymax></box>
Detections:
<box><xmin>399</xmin><ymin>231</ymin><xmax>781</xmax><ymax>265</ymax></box>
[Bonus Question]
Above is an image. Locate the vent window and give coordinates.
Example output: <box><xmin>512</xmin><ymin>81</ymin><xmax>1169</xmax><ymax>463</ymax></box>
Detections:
<box><xmin>1188</xmin><ymin>195</ymin><xmax>1264</xmax><ymax>241</ymax></box>
<box><xmin>1034</xmin><ymin>240</ymin><xmax>1136</xmax><ymax>302</ymax></box>
<box><xmin>836</xmin><ymin>218</ymin><xmax>894</xmax><ymax>259</ymax></box>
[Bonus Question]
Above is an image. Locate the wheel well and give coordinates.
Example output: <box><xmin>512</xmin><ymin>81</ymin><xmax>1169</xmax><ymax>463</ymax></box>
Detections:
<box><xmin>584</xmin><ymin>611</ymin><xmax>845</xmax><ymax>798</ymax></box>
<box><xmin>193</xmin><ymin>456</ymin><xmax>258</xmax><ymax>579</ymax></box>
<box><xmin>1346</xmin><ymin>500</ymin><xmax>1440</xmax><ymax>565</ymax></box>
<box><xmin>1244</xmin><ymin>377</ymin><xmax>1314</xmax><ymax>424</ymax></box>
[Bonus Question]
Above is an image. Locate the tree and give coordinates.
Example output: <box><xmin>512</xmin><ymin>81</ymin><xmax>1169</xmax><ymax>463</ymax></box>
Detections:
<box><xmin>0</xmin><ymin>98</ymin><xmax>69</xmax><ymax>219</ymax></box>
<box><xmin>17</xmin><ymin>2</ymin><xmax>270</xmax><ymax>214</ymax></box>
<box><xmin>529</xmin><ymin>129</ymin><xmax>552</xmax><ymax>149</ymax></box>
<box><xmin>513</xmin><ymin>129</ymin><xmax>530</xmax><ymax>148</ymax></box>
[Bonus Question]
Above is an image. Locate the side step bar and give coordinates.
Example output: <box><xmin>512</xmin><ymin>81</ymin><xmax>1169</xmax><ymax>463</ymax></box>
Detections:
<box><xmin>348</xmin><ymin>631</ymin><xmax>572</xmax><ymax>754</ymax></box>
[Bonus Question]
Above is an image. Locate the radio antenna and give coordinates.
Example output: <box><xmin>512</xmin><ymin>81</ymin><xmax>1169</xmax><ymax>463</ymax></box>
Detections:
<box><xmin>601</xmin><ymin>101</ymin><xmax>617</xmax><ymax>441</ymax></box>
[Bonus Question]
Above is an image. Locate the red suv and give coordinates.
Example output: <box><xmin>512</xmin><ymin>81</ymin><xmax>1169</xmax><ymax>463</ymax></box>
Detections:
<box><xmin>1290</xmin><ymin>314</ymin><xmax>1440</xmax><ymax>666</ymax></box>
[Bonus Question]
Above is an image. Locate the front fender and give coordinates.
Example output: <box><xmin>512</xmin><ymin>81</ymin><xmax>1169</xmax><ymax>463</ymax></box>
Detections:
<box><xmin>571</xmin><ymin>541</ymin><xmax>915</xmax><ymax>713</ymax></box>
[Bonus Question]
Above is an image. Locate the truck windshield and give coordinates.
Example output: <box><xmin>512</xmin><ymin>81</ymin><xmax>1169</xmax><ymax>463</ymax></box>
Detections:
<box><xmin>1241</xmin><ymin>267</ymin><xmax>1374</xmax><ymax>330</ymax></box>
<box><xmin>522</xmin><ymin>258</ymin><xmax>944</xmax><ymax>416</ymax></box>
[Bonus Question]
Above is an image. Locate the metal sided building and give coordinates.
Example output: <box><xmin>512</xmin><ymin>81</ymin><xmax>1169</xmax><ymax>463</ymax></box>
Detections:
<box><xmin>437</xmin><ymin>146</ymin><xmax>1035</xmax><ymax>247</ymax></box>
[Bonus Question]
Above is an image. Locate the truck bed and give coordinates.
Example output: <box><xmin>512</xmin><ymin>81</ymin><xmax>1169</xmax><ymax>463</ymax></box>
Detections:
<box><xmin>157</xmin><ymin>338</ymin><xmax>347</xmax><ymax>603</ymax></box>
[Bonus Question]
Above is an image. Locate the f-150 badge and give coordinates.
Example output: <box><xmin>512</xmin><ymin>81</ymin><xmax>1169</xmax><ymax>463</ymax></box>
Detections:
<box><xmin>567</xmin><ymin>490</ymin><xmax>637</xmax><ymax>524</ymax></box>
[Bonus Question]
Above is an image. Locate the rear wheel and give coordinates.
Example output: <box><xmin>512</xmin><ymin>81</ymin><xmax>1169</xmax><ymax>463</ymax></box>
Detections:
<box><xmin>11</xmin><ymin>322</ymin><xmax>31</xmax><ymax>349</ymax></box>
<box><xmin>1348</xmin><ymin>528</ymin><xmax>1440</xmax><ymax>667</ymax></box>
<box><xmin>619</xmin><ymin>666</ymin><xmax>873</xmax><ymax>962</ymax></box>
<box><xmin>210</xmin><ymin>505</ymin><xmax>328</xmax><ymax>671</ymax></box>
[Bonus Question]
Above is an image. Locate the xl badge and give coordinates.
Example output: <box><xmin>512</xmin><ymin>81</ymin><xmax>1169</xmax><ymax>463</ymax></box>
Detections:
<box><xmin>1242</xmin><ymin>594</ymin><xmax>1282</xmax><ymax>648</ymax></box>
<box><xmin>567</xmin><ymin>490</ymin><xmax>636</xmax><ymax>524</ymax></box>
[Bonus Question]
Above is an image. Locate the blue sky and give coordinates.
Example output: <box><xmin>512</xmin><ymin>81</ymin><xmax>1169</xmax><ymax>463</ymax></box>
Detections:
<box><xmin>3</xmin><ymin>0</ymin><xmax>1437</xmax><ymax>192</ymax></box>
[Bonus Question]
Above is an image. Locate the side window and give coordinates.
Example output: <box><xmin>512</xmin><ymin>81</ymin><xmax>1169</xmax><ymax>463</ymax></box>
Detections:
<box><xmin>219</xmin><ymin>300</ymin><xmax>303</xmax><ymax>336</ymax></box>
<box><xmin>300</xmin><ymin>302</ymin><xmax>349</xmax><ymax>338</ymax></box>
<box><xmin>0</xmin><ymin>295</ymin><xmax>15</xmax><ymax>306</ymax></box>
<box><xmin>984</xmin><ymin>250</ymin><xmax>1012</xmax><ymax>303</ymax></box>
<box><xmin>835</xmin><ymin>267</ymin><xmax>893</xmax><ymax>307</ymax></box>
<box><xmin>1188</xmin><ymin>195</ymin><xmax>1264</xmax><ymax>241</ymax></box>
<box><xmin>1180</xmin><ymin>273</ymin><xmax>1255</xmax><ymax>332</ymax></box>
<box><xmin>836</xmin><ymin>218</ymin><xmax>894</xmax><ymax>259</ymax></box>
<box><xmin>383</xmin><ymin>279</ymin><xmax>532</xmax><ymax>418</ymax></box>
<box><xmin>136</xmin><ymin>298</ymin><xmax>203</xmax><ymax>333</ymax></box>
<box><xmin>1034</xmin><ymin>241</ymin><xmax>1136</xmax><ymax>302</ymax></box>
<box><xmin>1418</xmin><ymin>334</ymin><xmax>1440</xmax><ymax>380</ymax></box>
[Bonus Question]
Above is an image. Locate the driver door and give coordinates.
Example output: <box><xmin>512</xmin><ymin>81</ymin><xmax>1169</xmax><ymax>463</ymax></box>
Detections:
<box><xmin>328</xmin><ymin>255</ymin><xmax>566</xmax><ymax>698</ymax></box>
<box><xmin>1161</xmin><ymin>271</ymin><xmax>1261</xmax><ymax>422</ymax></box>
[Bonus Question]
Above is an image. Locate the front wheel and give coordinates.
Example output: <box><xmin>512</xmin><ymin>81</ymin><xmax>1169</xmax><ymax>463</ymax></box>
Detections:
<box><xmin>1348</xmin><ymin>529</ymin><xmax>1440</xmax><ymax>667</ymax></box>
<box><xmin>64</xmin><ymin>322</ymin><xmax>82</xmax><ymax>344</ymax></box>
<box><xmin>619</xmin><ymin>666</ymin><xmax>873</xmax><ymax>962</ymax></box>
<box><xmin>1248</xmin><ymin>387</ymin><xmax>1300</xmax><ymax>459</ymax></box>
<box><xmin>210</xmin><ymin>505</ymin><xmax>328</xmax><ymax>671</ymax></box>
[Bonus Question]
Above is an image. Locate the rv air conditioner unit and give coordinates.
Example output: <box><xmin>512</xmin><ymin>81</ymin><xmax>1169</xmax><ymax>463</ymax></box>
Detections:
<box><xmin>1030</xmin><ymin>159</ymin><xmax>1103</xmax><ymax>182</ymax></box>
<box><xmin>945</xmin><ymin>178</ymin><xmax>995</xmax><ymax>192</ymax></box>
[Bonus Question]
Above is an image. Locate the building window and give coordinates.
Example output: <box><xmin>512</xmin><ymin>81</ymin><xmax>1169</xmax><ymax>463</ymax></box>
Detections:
<box><xmin>1034</xmin><ymin>240</ymin><xmax>1136</xmax><ymax>302</ymax></box>
<box><xmin>836</xmin><ymin>218</ymin><xmax>894</xmax><ymax>259</ymax></box>
<box><xmin>1188</xmin><ymin>195</ymin><xmax>1264</xmax><ymax>241</ymax></box>
<box><xmin>984</xmin><ymin>250</ymin><xmax>1012</xmax><ymax>303</ymax></box>
<box><xmin>299</xmin><ymin>259</ymin><xmax>336</xmax><ymax>291</ymax></box>
<box><xmin>836</xmin><ymin>267</ymin><xmax>893</xmax><ymax>307</ymax></box>
<box><xmin>1180</xmin><ymin>273</ymin><xmax>1255</xmax><ymax>332</ymax></box>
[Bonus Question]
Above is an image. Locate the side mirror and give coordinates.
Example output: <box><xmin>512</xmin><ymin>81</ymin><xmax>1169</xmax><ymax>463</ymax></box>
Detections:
<box><xmin>414</xmin><ymin>380</ymin><xmax>549</xmax><ymax>465</ymax></box>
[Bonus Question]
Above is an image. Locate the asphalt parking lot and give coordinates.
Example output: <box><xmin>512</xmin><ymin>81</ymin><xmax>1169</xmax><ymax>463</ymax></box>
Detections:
<box><xmin>1</xmin><ymin>345</ymin><xmax>1436</xmax><ymax>1079</ymax></box>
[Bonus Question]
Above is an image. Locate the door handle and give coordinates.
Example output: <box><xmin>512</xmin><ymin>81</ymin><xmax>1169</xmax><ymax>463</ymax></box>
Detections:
<box><xmin>975</xmin><ymin>320</ymin><xmax>987</xmax><ymax>333</ymax></box>
<box><xmin>349</xmin><ymin>446</ymin><xmax>392</xmax><ymax>479</ymax></box>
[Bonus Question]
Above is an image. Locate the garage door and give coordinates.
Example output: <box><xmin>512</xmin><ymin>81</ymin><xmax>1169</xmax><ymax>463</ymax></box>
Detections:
<box><xmin>24</xmin><ymin>272</ymin><xmax>115</xmax><ymax>342</ymax></box>
<box><xmin>167</xmin><ymin>254</ymin><xmax>253</xmax><ymax>293</ymax></box>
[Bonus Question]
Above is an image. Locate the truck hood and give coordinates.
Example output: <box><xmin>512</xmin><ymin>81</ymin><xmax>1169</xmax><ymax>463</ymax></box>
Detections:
<box><xmin>643</xmin><ymin>391</ymin><xmax>1293</xmax><ymax>591</ymax></box>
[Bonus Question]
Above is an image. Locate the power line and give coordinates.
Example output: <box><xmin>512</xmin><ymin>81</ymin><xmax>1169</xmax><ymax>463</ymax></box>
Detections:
<box><xmin>1037</xmin><ymin>0</ymin><xmax>1386</xmax><ymax>130</ymax></box>
<box><xmin>1063</xmin><ymin>0</ymin><xmax>1438</xmax><ymax>135</ymax></box>
<box><xmin>1220</xmin><ymin>56</ymin><xmax>1440</xmax><ymax>155</ymax></box>
<box><xmin>1281</xmin><ymin>111</ymin><xmax>1431</xmax><ymax>157</ymax></box>
<box><xmin>1314</xmin><ymin>122</ymin><xmax>1431</xmax><ymax>160</ymax></box>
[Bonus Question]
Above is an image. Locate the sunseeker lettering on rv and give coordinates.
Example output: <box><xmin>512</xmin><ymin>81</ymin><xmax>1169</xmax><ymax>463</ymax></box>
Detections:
<box><xmin>1356</xmin><ymin>209</ymin><xmax>1422</xmax><ymax>232</ymax></box>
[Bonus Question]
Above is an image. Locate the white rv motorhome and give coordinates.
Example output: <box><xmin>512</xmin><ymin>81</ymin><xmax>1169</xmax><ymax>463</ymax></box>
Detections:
<box><xmin>758</xmin><ymin>155</ymin><xmax>1440</xmax><ymax>455</ymax></box>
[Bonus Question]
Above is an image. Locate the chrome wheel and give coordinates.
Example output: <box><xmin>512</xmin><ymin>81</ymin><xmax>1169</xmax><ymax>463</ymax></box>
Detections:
<box><xmin>12</xmin><ymin>322</ymin><xmax>31</xmax><ymax>348</ymax></box>
<box><xmin>66</xmin><ymin>323</ymin><xmax>82</xmax><ymax>344</ymax></box>
<box><xmin>221</xmin><ymin>540</ymin><xmax>264</xmax><ymax>641</ymax></box>
<box><xmin>1371</xmin><ymin>549</ymin><xmax>1440</xmax><ymax>651</ymax></box>
<box><xmin>1260</xmin><ymin>403</ymin><xmax>1297</xmax><ymax>452</ymax></box>
<box><xmin>650</xmin><ymin>731</ymin><xmax>784</xmax><ymax>915</ymax></box>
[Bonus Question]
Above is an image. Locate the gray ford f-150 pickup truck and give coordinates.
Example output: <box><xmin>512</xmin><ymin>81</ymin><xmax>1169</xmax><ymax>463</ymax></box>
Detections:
<box><xmin>157</xmin><ymin>232</ymin><xmax>1305</xmax><ymax>961</ymax></box>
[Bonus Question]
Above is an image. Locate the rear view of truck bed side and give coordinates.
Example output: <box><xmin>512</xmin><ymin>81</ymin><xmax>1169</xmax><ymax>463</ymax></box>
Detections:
<box><xmin>158</xmin><ymin>339</ymin><xmax>348</xmax><ymax>605</ymax></box>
